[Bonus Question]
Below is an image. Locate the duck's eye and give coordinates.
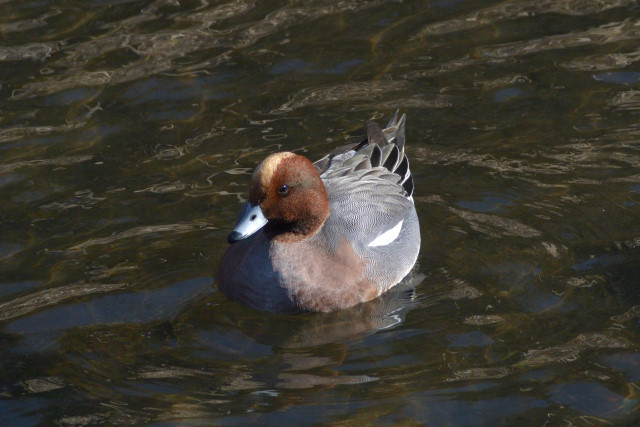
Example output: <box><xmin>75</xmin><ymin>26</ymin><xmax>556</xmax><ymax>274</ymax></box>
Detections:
<box><xmin>277</xmin><ymin>184</ymin><xmax>289</xmax><ymax>196</ymax></box>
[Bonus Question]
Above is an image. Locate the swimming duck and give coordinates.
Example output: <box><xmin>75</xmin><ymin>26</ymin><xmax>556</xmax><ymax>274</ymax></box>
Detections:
<box><xmin>217</xmin><ymin>111</ymin><xmax>420</xmax><ymax>313</ymax></box>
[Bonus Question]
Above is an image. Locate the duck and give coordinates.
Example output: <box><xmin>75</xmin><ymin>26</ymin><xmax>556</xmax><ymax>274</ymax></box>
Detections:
<box><xmin>217</xmin><ymin>111</ymin><xmax>420</xmax><ymax>313</ymax></box>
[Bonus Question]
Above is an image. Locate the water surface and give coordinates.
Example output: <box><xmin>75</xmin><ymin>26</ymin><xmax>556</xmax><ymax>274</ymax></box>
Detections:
<box><xmin>1</xmin><ymin>0</ymin><xmax>640</xmax><ymax>425</ymax></box>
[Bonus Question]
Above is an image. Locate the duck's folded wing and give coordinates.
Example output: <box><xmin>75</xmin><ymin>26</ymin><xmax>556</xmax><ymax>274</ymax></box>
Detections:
<box><xmin>322</xmin><ymin>170</ymin><xmax>415</xmax><ymax>252</ymax></box>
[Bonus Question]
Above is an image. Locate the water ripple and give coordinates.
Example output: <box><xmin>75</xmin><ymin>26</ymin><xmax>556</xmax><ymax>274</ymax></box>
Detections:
<box><xmin>476</xmin><ymin>19</ymin><xmax>640</xmax><ymax>59</ymax></box>
<box><xmin>416</xmin><ymin>0</ymin><xmax>634</xmax><ymax>37</ymax></box>
<box><xmin>0</xmin><ymin>155</ymin><xmax>93</xmax><ymax>174</ymax></box>
<box><xmin>274</xmin><ymin>81</ymin><xmax>407</xmax><ymax>112</ymax></box>
<box><xmin>68</xmin><ymin>223</ymin><xmax>215</xmax><ymax>251</ymax></box>
<box><xmin>0</xmin><ymin>282</ymin><xmax>127</xmax><ymax>321</ymax></box>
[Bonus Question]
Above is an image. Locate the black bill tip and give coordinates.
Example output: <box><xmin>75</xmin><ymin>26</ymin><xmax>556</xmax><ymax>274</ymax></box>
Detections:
<box><xmin>227</xmin><ymin>231</ymin><xmax>243</xmax><ymax>244</ymax></box>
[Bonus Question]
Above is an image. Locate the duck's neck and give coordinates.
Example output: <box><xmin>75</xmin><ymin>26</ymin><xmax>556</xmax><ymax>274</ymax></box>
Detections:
<box><xmin>265</xmin><ymin>210</ymin><xmax>328</xmax><ymax>243</ymax></box>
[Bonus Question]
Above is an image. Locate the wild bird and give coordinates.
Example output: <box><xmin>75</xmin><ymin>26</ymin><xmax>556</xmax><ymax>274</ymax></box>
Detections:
<box><xmin>217</xmin><ymin>111</ymin><xmax>420</xmax><ymax>313</ymax></box>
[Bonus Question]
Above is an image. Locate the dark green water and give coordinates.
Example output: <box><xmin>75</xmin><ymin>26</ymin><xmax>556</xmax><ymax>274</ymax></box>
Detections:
<box><xmin>1</xmin><ymin>0</ymin><xmax>640</xmax><ymax>425</ymax></box>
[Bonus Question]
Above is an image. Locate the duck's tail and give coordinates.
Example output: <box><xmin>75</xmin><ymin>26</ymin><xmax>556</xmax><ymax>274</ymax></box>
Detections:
<box><xmin>314</xmin><ymin>110</ymin><xmax>414</xmax><ymax>198</ymax></box>
<box><xmin>364</xmin><ymin>110</ymin><xmax>413</xmax><ymax>197</ymax></box>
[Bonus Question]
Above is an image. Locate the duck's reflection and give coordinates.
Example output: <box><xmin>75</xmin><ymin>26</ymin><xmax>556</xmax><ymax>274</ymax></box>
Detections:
<box><xmin>190</xmin><ymin>271</ymin><xmax>425</xmax><ymax>390</ymax></box>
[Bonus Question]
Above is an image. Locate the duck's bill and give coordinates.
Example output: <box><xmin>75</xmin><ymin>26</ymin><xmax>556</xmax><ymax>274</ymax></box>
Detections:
<box><xmin>227</xmin><ymin>202</ymin><xmax>268</xmax><ymax>244</ymax></box>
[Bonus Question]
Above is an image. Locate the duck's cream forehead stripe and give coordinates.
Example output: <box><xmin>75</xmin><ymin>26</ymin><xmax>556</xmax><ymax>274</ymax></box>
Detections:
<box><xmin>255</xmin><ymin>152</ymin><xmax>296</xmax><ymax>186</ymax></box>
<box><xmin>251</xmin><ymin>152</ymin><xmax>296</xmax><ymax>201</ymax></box>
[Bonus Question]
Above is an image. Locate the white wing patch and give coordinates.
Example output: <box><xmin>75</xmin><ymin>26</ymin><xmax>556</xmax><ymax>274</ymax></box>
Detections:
<box><xmin>368</xmin><ymin>220</ymin><xmax>404</xmax><ymax>247</ymax></box>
